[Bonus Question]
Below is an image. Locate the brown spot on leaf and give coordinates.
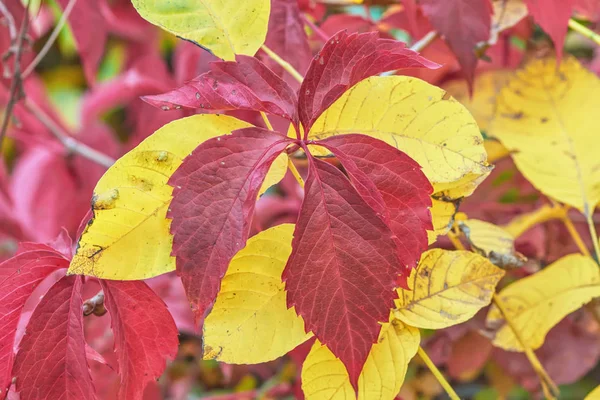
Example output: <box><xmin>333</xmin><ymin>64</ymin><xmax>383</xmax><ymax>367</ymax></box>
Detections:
<box><xmin>92</xmin><ymin>189</ymin><xmax>119</xmax><ymax>210</ymax></box>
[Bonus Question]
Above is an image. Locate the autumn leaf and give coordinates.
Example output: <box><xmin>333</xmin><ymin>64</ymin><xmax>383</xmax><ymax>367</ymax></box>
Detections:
<box><xmin>488</xmin><ymin>57</ymin><xmax>600</xmax><ymax>215</ymax></box>
<box><xmin>0</xmin><ymin>247</ymin><xmax>69</xmax><ymax>398</ymax></box>
<box><xmin>525</xmin><ymin>0</ymin><xmax>574</xmax><ymax>60</ymax></box>
<box><xmin>586</xmin><ymin>385</ymin><xmax>600</xmax><ymax>400</ymax></box>
<box><xmin>13</xmin><ymin>275</ymin><xmax>94</xmax><ymax>400</ymax></box>
<box><xmin>169</xmin><ymin>128</ymin><xmax>290</xmax><ymax>325</ymax></box>
<box><xmin>302</xmin><ymin>319</ymin><xmax>419</xmax><ymax>400</ymax></box>
<box><xmin>486</xmin><ymin>254</ymin><xmax>600</xmax><ymax>351</ymax></box>
<box><xmin>490</xmin><ymin>0</ymin><xmax>528</xmax><ymax>44</ymax></box>
<box><xmin>420</xmin><ymin>0</ymin><xmax>493</xmax><ymax>86</ymax></box>
<box><xmin>459</xmin><ymin>219</ymin><xmax>526</xmax><ymax>268</ymax></box>
<box><xmin>143</xmin><ymin>56</ymin><xmax>299</xmax><ymax>123</ymax></box>
<box><xmin>100</xmin><ymin>280</ymin><xmax>179</xmax><ymax>400</ymax></box>
<box><xmin>395</xmin><ymin>249</ymin><xmax>505</xmax><ymax>329</ymax></box>
<box><xmin>283</xmin><ymin>156</ymin><xmax>403</xmax><ymax>390</ymax></box>
<box><xmin>68</xmin><ymin>115</ymin><xmax>252</xmax><ymax>281</ymax></box>
<box><xmin>203</xmin><ymin>224</ymin><xmax>311</xmax><ymax>363</ymax></box>
<box><xmin>298</xmin><ymin>30</ymin><xmax>439</xmax><ymax>132</ymax></box>
<box><xmin>309</xmin><ymin>76</ymin><xmax>491</xmax><ymax>241</ymax></box>
<box><xmin>131</xmin><ymin>0</ymin><xmax>270</xmax><ymax>61</ymax></box>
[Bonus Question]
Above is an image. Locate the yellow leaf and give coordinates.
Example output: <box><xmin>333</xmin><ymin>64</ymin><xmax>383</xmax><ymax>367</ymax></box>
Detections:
<box><xmin>302</xmin><ymin>319</ymin><xmax>419</xmax><ymax>400</ymax></box>
<box><xmin>260</xmin><ymin>153</ymin><xmax>288</xmax><ymax>196</ymax></box>
<box><xmin>459</xmin><ymin>219</ymin><xmax>526</xmax><ymax>268</ymax></box>
<box><xmin>68</xmin><ymin>114</ymin><xmax>251</xmax><ymax>280</ymax></box>
<box><xmin>502</xmin><ymin>203</ymin><xmax>567</xmax><ymax>238</ymax></box>
<box><xmin>131</xmin><ymin>0</ymin><xmax>270</xmax><ymax>61</ymax></box>
<box><xmin>488</xmin><ymin>57</ymin><xmax>600</xmax><ymax>214</ymax></box>
<box><xmin>309</xmin><ymin>76</ymin><xmax>491</xmax><ymax>242</ymax></box>
<box><xmin>203</xmin><ymin>224</ymin><xmax>312</xmax><ymax>363</ymax></box>
<box><xmin>395</xmin><ymin>249</ymin><xmax>505</xmax><ymax>329</ymax></box>
<box><xmin>428</xmin><ymin>198</ymin><xmax>457</xmax><ymax>244</ymax></box>
<box><xmin>585</xmin><ymin>385</ymin><xmax>600</xmax><ymax>400</ymax></box>
<box><xmin>486</xmin><ymin>253</ymin><xmax>600</xmax><ymax>351</ymax></box>
<box><xmin>490</xmin><ymin>0</ymin><xmax>528</xmax><ymax>44</ymax></box>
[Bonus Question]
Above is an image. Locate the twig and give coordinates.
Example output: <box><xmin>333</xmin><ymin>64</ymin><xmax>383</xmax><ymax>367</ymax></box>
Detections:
<box><xmin>24</xmin><ymin>98</ymin><xmax>115</xmax><ymax>168</ymax></box>
<box><xmin>417</xmin><ymin>346</ymin><xmax>460</xmax><ymax>400</ymax></box>
<box><xmin>22</xmin><ymin>0</ymin><xmax>78</xmax><ymax>78</ymax></box>
<box><xmin>301</xmin><ymin>14</ymin><xmax>330</xmax><ymax>43</ymax></box>
<box><xmin>410</xmin><ymin>30</ymin><xmax>439</xmax><ymax>52</ymax></box>
<box><xmin>0</xmin><ymin>1</ymin><xmax>17</xmax><ymax>41</ymax></box>
<box><xmin>0</xmin><ymin>0</ymin><xmax>30</xmax><ymax>150</ymax></box>
<box><xmin>569</xmin><ymin>18</ymin><xmax>600</xmax><ymax>46</ymax></box>
<box><xmin>492</xmin><ymin>294</ymin><xmax>559</xmax><ymax>399</ymax></box>
<box><xmin>287</xmin><ymin>158</ymin><xmax>304</xmax><ymax>188</ymax></box>
<box><xmin>260</xmin><ymin>44</ymin><xmax>304</xmax><ymax>83</ymax></box>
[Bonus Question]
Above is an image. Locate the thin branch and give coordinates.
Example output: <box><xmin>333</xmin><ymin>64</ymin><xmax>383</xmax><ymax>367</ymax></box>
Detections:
<box><xmin>417</xmin><ymin>346</ymin><xmax>460</xmax><ymax>400</ymax></box>
<box><xmin>260</xmin><ymin>44</ymin><xmax>304</xmax><ymax>83</ymax></box>
<box><xmin>586</xmin><ymin>211</ymin><xmax>600</xmax><ymax>262</ymax></box>
<box><xmin>22</xmin><ymin>0</ymin><xmax>78</xmax><ymax>78</ymax></box>
<box><xmin>24</xmin><ymin>98</ymin><xmax>115</xmax><ymax>168</ymax></box>
<box><xmin>569</xmin><ymin>18</ymin><xmax>600</xmax><ymax>47</ymax></box>
<box><xmin>0</xmin><ymin>1</ymin><xmax>17</xmax><ymax>41</ymax></box>
<box><xmin>0</xmin><ymin>0</ymin><xmax>30</xmax><ymax>150</ymax></box>
<box><xmin>562</xmin><ymin>213</ymin><xmax>591</xmax><ymax>257</ymax></box>
<box><xmin>410</xmin><ymin>30</ymin><xmax>439</xmax><ymax>52</ymax></box>
<box><xmin>287</xmin><ymin>158</ymin><xmax>304</xmax><ymax>188</ymax></box>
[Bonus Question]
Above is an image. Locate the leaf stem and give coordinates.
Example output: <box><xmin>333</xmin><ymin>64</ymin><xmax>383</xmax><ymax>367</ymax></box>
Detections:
<box><xmin>447</xmin><ymin>230</ymin><xmax>466</xmax><ymax>250</ymax></box>
<box><xmin>562</xmin><ymin>213</ymin><xmax>590</xmax><ymax>257</ymax></box>
<box><xmin>260</xmin><ymin>111</ymin><xmax>273</xmax><ymax>131</ymax></box>
<box><xmin>568</xmin><ymin>19</ymin><xmax>600</xmax><ymax>47</ymax></box>
<box><xmin>410</xmin><ymin>30</ymin><xmax>439</xmax><ymax>52</ymax></box>
<box><xmin>417</xmin><ymin>346</ymin><xmax>460</xmax><ymax>400</ymax></box>
<box><xmin>492</xmin><ymin>294</ymin><xmax>559</xmax><ymax>399</ymax></box>
<box><xmin>586</xmin><ymin>211</ymin><xmax>600</xmax><ymax>262</ymax></box>
<box><xmin>287</xmin><ymin>157</ymin><xmax>304</xmax><ymax>188</ymax></box>
<box><xmin>301</xmin><ymin>14</ymin><xmax>330</xmax><ymax>43</ymax></box>
<box><xmin>260</xmin><ymin>45</ymin><xmax>304</xmax><ymax>83</ymax></box>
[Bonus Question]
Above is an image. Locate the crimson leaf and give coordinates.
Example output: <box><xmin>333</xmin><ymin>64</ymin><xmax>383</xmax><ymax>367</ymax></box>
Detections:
<box><xmin>0</xmin><ymin>247</ymin><xmax>68</xmax><ymax>398</ymax></box>
<box><xmin>297</xmin><ymin>31</ymin><xmax>439</xmax><ymax>133</ymax></box>
<box><xmin>13</xmin><ymin>275</ymin><xmax>94</xmax><ymax>400</ymax></box>
<box><xmin>283</xmin><ymin>156</ymin><xmax>403</xmax><ymax>390</ymax></box>
<box><xmin>169</xmin><ymin>128</ymin><xmax>291</xmax><ymax>325</ymax></box>
<box><xmin>143</xmin><ymin>56</ymin><xmax>298</xmax><ymax>123</ymax></box>
<box><xmin>525</xmin><ymin>0</ymin><xmax>574</xmax><ymax>61</ymax></box>
<box><xmin>100</xmin><ymin>280</ymin><xmax>179</xmax><ymax>400</ymax></box>
<box><xmin>420</xmin><ymin>0</ymin><xmax>493</xmax><ymax>87</ymax></box>
<box><xmin>319</xmin><ymin>134</ymin><xmax>433</xmax><ymax>286</ymax></box>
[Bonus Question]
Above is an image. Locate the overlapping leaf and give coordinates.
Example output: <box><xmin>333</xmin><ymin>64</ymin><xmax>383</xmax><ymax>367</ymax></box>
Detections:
<box><xmin>395</xmin><ymin>249</ymin><xmax>505</xmax><ymax>329</ymax></box>
<box><xmin>203</xmin><ymin>224</ymin><xmax>311</xmax><ymax>363</ymax></box>
<box><xmin>68</xmin><ymin>115</ymin><xmax>252</xmax><ymax>281</ymax></box>
<box><xmin>131</xmin><ymin>0</ymin><xmax>270</xmax><ymax>61</ymax></box>
<box><xmin>459</xmin><ymin>219</ymin><xmax>526</xmax><ymax>268</ymax></box>
<box><xmin>302</xmin><ymin>319</ymin><xmax>420</xmax><ymax>400</ymax></box>
<box><xmin>486</xmin><ymin>254</ymin><xmax>600</xmax><ymax>351</ymax></box>
<box><xmin>101</xmin><ymin>280</ymin><xmax>179</xmax><ymax>400</ymax></box>
<box><xmin>525</xmin><ymin>0</ymin><xmax>574</xmax><ymax>60</ymax></box>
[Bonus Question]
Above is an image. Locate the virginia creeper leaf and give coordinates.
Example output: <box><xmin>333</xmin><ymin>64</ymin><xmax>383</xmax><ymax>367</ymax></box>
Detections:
<box><xmin>302</xmin><ymin>319</ymin><xmax>419</xmax><ymax>400</ymax></box>
<box><xmin>262</xmin><ymin>0</ymin><xmax>311</xmax><ymax>88</ymax></box>
<box><xmin>488</xmin><ymin>57</ymin><xmax>600</xmax><ymax>215</ymax></box>
<box><xmin>420</xmin><ymin>0</ymin><xmax>493</xmax><ymax>86</ymax></box>
<box><xmin>143</xmin><ymin>56</ymin><xmax>299</xmax><ymax>123</ymax></box>
<box><xmin>131</xmin><ymin>0</ymin><xmax>270</xmax><ymax>61</ymax></box>
<box><xmin>0</xmin><ymin>249</ymin><xmax>68</xmax><ymax>399</ymax></box>
<box><xmin>525</xmin><ymin>0</ymin><xmax>574</xmax><ymax>60</ymax></box>
<box><xmin>309</xmin><ymin>76</ymin><xmax>491</xmax><ymax>242</ymax></box>
<box><xmin>319</xmin><ymin>134</ymin><xmax>433</xmax><ymax>279</ymax></box>
<box><xmin>100</xmin><ymin>280</ymin><xmax>179</xmax><ymax>400</ymax></box>
<box><xmin>13</xmin><ymin>275</ymin><xmax>94</xmax><ymax>400</ymax></box>
<box><xmin>395</xmin><ymin>249</ymin><xmax>505</xmax><ymax>329</ymax></box>
<box><xmin>203</xmin><ymin>224</ymin><xmax>312</xmax><ymax>364</ymax></box>
<box><xmin>283</xmin><ymin>156</ymin><xmax>403</xmax><ymax>390</ymax></box>
<box><xmin>297</xmin><ymin>31</ymin><xmax>439</xmax><ymax>132</ymax></box>
<box><xmin>169</xmin><ymin>128</ymin><xmax>290</xmax><ymax>325</ymax></box>
<box><xmin>68</xmin><ymin>115</ymin><xmax>251</xmax><ymax>281</ymax></box>
<box><xmin>486</xmin><ymin>254</ymin><xmax>600</xmax><ymax>351</ymax></box>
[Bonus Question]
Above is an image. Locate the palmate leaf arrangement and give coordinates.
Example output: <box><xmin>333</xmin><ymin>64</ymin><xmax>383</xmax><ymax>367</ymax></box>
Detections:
<box><xmin>4</xmin><ymin>0</ymin><xmax>600</xmax><ymax>400</ymax></box>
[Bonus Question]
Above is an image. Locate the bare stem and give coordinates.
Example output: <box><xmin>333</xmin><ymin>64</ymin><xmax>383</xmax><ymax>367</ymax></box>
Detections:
<box><xmin>562</xmin><ymin>213</ymin><xmax>590</xmax><ymax>257</ymax></box>
<box><xmin>492</xmin><ymin>294</ymin><xmax>559</xmax><ymax>399</ymax></box>
<box><xmin>260</xmin><ymin>44</ymin><xmax>304</xmax><ymax>83</ymax></box>
<box><xmin>0</xmin><ymin>1</ymin><xmax>17</xmax><ymax>41</ymax></box>
<box><xmin>417</xmin><ymin>346</ymin><xmax>460</xmax><ymax>400</ymax></box>
<box><xmin>447</xmin><ymin>230</ymin><xmax>466</xmax><ymax>250</ymax></box>
<box><xmin>569</xmin><ymin>19</ymin><xmax>600</xmax><ymax>46</ymax></box>
<box><xmin>287</xmin><ymin>157</ymin><xmax>304</xmax><ymax>188</ymax></box>
<box><xmin>22</xmin><ymin>0</ymin><xmax>78</xmax><ymax>78</ymax></box>
<box><xmin>585</xmin><ymin>211</ymin><xmax>600</xmax><ymax>262</ymax></box>
<box><xmin>410</xmin><ymin>30</ymin><xmax>439</xmax><ymax>52</ymax></box>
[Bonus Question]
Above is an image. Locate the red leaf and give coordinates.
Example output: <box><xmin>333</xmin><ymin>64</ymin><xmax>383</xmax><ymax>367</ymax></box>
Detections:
<box><xmin>320</xmin><ymin>134</ymin><xmax>432</xmax><ymax>283</ymax></box>
<box><xmin>13</xmin><ymin>275</ymin><xmax>94</xmax><ymax>400</ymax></box>
<box><xmin>0</xmin><ymin>249</ymin><xmax>67</xmax><ymax>398</ymax></box>
<box><xmin>420</xmin><ymin>0</ymin><xmax>493</xmax><ymax>86</ymax></box>
<box><xmin>574</xmin><ymin>0</ymin><xmax>600</xmax><ymax>21</ymax></box>
<box><xmin>169</xmin><ymin>128</ymin><xmax>290</xmax><ymax>325</ymax></box>
<box><xmin>56</xmin><ymin>0</ymin><xmax>107</xmax><ymax>84</ymax></box>
<box><xmin>143</xmin><ymin>56</ymin><xmax>298</xmax><ymax>123</ymax></box>
<box><xmin>262</xmin><ymin>0</ymin><xmax>312</xmax><ymax>89</ymax></box>
<box><xmin>298</xmin><ymin>31</ymin><xmax>438</xmax><ymax>133</ymax></box>
<box><xmin>525</xmin><ymin>0</ymin><xmax>574</xmax><ymax>61</ymax></box>
<box><xmin>100</xmin><ymin>280</ymin><xmax>179</xmax><ymax>400</ymax></box>
<box><xmin>283</xmin><ymin>156</ymin><xmax>403</xmax><ymax>390</ymax></box>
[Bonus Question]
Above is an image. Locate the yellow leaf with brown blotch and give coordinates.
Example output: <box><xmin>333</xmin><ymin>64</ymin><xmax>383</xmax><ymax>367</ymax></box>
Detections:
<box><xmin>302</xmin><ymin>319</ymin><xmax>419</xmax><ymax>400</ymax></box>
<box><xmin>488</xmin><ymin>57</ymin><xmax>600</xmax><ymax>215</ymax></box>
<box><xmin>459</xmin><ymin>219</ymin><xmax>526</xmax><ymax>268</ymax></box>
<box><xmin>486</xmin><ymin>253</ymin><xmax>600</xmax><ymax>351</ymax></box>
<box><xmin>203</xmin><ymin>224</ymin><xmax>312</xmax><ymax>363</ymax></box>
<box><xmin>395</xmin><ymin>249</ymin><xmax>505</xmax><ymax>329</ymax></box>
